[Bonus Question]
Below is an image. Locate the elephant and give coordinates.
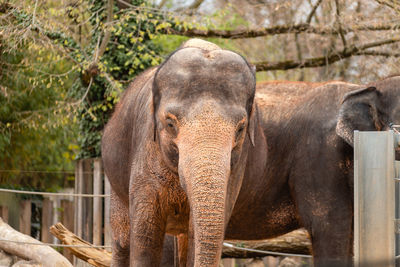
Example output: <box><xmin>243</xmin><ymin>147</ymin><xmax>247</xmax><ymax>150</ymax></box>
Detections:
<box><xmin>219</xmin><ymin>76</ymin><xmax>400</xmax><ymax>267</ymax></box>
<box><xmin>101</xmin><ymin>39</ymin><xmax>267</xmax><ymax>266</ymax></box>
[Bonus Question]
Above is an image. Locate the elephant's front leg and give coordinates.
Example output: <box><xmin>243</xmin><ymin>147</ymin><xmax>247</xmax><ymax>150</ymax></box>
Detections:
<box><xmin>291</xmin><ymin>180</ymin><xmax>353</xmax><ymax>266</ymax></box>
<box><xmin>177</xmin><ymin>233</ymin><xmax>188</xmax><ymax>267</ymax></box>
<box><xmin>110</xmin><ymin>190</ymin><xmax>130</xmax><ymax>267</ymax></box>
<box><xmin>129</xmin><ymin>185</ymin><xmax>166</xmax><ymax>266</ymax></box>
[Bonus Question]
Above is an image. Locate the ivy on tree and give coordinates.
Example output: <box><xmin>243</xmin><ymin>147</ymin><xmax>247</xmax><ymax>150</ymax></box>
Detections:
<box><xmin>76</xmin><ymin>0</ymin><xmax>164</xmax><ymax>158</ymax></box>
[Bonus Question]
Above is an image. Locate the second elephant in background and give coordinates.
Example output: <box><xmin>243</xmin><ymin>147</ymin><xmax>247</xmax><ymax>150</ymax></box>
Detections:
<box><xmin>224</xmin><ymin>76</ymin><xmax>400</xmax><ymax>267</ymax></box>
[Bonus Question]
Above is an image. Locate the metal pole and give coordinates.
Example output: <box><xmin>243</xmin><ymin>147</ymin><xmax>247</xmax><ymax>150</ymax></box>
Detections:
<box><xmin>354</xmin><ymin>131</ymin><xmax>396</xmax><ymax>267</ymax></box>
<box><xmin>396</xmin><ymin>160</ymin><xmax>400</xmax><ymax>266</ymax></box>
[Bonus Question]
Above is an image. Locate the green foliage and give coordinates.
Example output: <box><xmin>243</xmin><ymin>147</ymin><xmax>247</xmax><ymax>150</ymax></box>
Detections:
<box><xmin>75</xmin><ymin>0</ymin><xmax>164</xmax><ymax>158</ymax></box>
<box><xmin>1</xmin><ymin>0</ymin><xmax>261</xmax><ymax>172</ymax></box>
<box><xmin>0</xmin><ymin>39</ymin><xmax>78</xmax><ymax>190</ymax></box>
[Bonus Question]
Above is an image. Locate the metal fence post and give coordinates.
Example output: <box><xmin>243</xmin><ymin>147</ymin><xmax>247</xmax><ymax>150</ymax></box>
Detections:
<box><xmin>354</xmin><ymin>131</ymin><xmax>396</xmax><ymax>267</ymax></box>
<box><xmin>396</xmin><ymin>159</ymin><xmax>400</xmax><ymax>265</ymax></box>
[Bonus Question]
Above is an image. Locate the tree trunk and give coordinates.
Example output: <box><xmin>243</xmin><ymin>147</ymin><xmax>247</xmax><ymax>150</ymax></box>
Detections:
<box><xmin>0</xmin><ymin>218</ymin><xmax>72</xmax><ymax>267</ymax></box>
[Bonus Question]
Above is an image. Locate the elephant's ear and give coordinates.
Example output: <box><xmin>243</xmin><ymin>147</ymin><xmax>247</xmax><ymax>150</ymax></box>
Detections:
<box><xmin>247</xmin><ymin>99</ymin><xmax>256</xmax><ymax>147</ymax></box>
<box><xmin>246</xmin><ymin>63</ymin><xmax>256</xmax><ymax>147</ymax></box>
<box><xmin>151</xmin><ymin>69</ymin><xmax>161</xmax><ymax>142</ymax></box>
<box><xmin>152</xmin><ymin>86</ymin><xmax>160</xmax><ymax>142</ymax></box>
<box><xmin>336</xmin><ymin>86</ymin><xmax>384</xmax><ymax>146</ymax></box>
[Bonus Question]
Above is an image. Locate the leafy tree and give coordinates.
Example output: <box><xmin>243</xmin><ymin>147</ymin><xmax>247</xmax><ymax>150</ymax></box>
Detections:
<box><xmin>75</xmin><ymin>0</ymin><xmax>164</xmax><ymax>158</ymax></box>
<box><xmin>0</xmin><ymin>36</ymin><xmax>78</xmax><ymax>190</ymax></box>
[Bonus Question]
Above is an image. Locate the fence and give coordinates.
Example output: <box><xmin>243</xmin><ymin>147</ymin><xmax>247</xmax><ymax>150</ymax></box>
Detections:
<box><xmin>73</xmin><ymin>158</ymin><xmax>111</xmax><ymax>266</ymax></box>
<box><xmin>0</xmin><ymin>158</ymin><xmax>111</xmax><ymax>266</ymax></box>
<box><xmin>354</xmin><ymin>130</ymin><xmax>400</xmax><ymax>267</ymax></box>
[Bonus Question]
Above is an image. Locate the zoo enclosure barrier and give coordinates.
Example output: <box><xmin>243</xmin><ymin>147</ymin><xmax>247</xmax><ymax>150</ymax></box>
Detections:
<box><xmin>0</xmin><ymin>158</ymin><xmax>111</xmax><ymax>266</ymax></box>
<box><xmin>354</xmin><ymin>130</ymin><xmax>400</xmax><ymax>267</ymax></box>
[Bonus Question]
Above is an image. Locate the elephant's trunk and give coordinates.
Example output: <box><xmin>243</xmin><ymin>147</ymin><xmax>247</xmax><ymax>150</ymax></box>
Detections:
<box><xmin>178</xmin><ymin>118</ymin><xmax>233</xmax><ymax>267</ymax></box>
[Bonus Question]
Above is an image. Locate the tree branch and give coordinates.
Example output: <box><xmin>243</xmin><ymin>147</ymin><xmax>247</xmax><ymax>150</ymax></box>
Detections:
<box><xmin>94</xmin><ymin>0</ymin><xmax>113</xmax><ymax>64</ymax></box>
<box><xmin>174</xmin><ymin>0</ymin><xmax>205</xmax><ymax>15</ymax></box>
<box><xmin>158</xmin><ymin>0</ymin><xmax>168</xmax><ymax>9</ymax></box>
<box><xmin>184</xmin><ymin>0</ymin><xmax>205</xmax><ymax>10</ymax></box>
<box><xmin>374</xmin><ymin>0</ymin><xmax>400</xmax><ymax>13</ymax></box>
<box><xmin>354</xmin><ymin>50</ymin><xmax>400</xmax><ymax>57</ymax></box>
<box><xmin>296</xmin><ymin>0</ymin><xmax>323</xmax><ymax>80</ymax></box>
<box><xmin>335</xmin><ymin>0</ymin><xmax>347</xmax><ymax>50</ymax></box>
<box><xmin>306</xmin><ymin>0</ymin><xmax>323</xmax><ymax>23</ymax></box>
<box><xmin>254</xmin><ymin>37</ymin><xmax>400</xmax><ymax>71</ymax></box>
<box><xmin>166</xmin><ymin>22</ymin><xmax>400</xmax><ymax>39</ymax></box>
<box><xmin>294</xmin><ymin>33</ymin><xmax>305</xmax><ymax>80</ymax></box>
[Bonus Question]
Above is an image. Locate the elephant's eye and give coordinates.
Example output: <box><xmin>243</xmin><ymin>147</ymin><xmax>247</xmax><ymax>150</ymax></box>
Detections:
<box><xmin>165</xmin><ymin>117</ymin><xmax>177</xmax><ymax>135</ymax></box>
<box><xmin>237</xmin><ymin>127</ymin><xmax>244</xmax><ymax>136</ymax></box>
<box><xmin>235</xmin><ymin>123</ymin><xmax>246</xmax><ymax>143</ymax></box>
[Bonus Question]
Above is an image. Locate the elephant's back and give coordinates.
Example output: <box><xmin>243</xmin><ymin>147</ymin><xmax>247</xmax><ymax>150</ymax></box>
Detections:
<box><xmin>255</xmin><ymin>80</ymin><xmax>358</xmax><ymax>124</ymax></box>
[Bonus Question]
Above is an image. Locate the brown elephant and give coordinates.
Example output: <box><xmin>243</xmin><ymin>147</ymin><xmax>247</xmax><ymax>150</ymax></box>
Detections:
<box><xmin>221</xmin><ymin>76</ymin><xmax>400</xmax><ymax>267</ymax></box>
<box><xmin>101</xmin><ymin>39</ymin><xmax>267</xmax><ymax>266</ymax></box>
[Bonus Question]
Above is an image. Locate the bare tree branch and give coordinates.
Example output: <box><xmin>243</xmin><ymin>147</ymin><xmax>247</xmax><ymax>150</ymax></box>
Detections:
<box><xmin>185</xmin><ymin>0</ymin><xmax>205</xmax><ymax>10</ymax></box>
<box><xmin>166</xmin><ymin>22</ymin><xmax>400</xmax><ymax>39</ymax></box>
<box><xmin>374</xmin><ymin>0</ymin><xmax>400</xmax><ymax>13</ymax></box>
<box><xmin>295</xmin><ymin>0</ymin><xmax>323</xmax><ymax>80</ymax></box>
<box><xmin>306</xmin><ymin>0</ymin><xmax>323</xmax><ymax>23</ymax></box>
<box><xmin>175</xmin><ymin>0</ymin><xmax>205</xmax><ymax>15</ymax></box>
<box><xmin>94</xmin><ymin>0</ymin><xmax>113</xmax><ymax>64</ymax></box>
<box><xmin>158</xmin><ymin>0</ymin><xmax>168</xmax><ymax>8</ymax></box>
<box><xmin>294</xmin><ymin>33</ymin><xmax>305</xmax><ymax>80</ymax></box>
<box><xmin>354</xmin><ymin>50</ymin><xmax>400</xmax><ymax>57</ymax></box>
<box><xmin>335</xmin><ymin>0</ymin><xmax>347</xmax><ymax>50</ymax></box>
<box><xmin>254</xmin><ymin>37</ymin><xmax>400</xmax><ymax>71</ymax></box>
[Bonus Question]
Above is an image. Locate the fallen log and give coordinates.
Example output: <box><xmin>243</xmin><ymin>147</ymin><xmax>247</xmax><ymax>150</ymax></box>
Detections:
<box><xmin>223</xmin><ymin>229</ymin><xmax>312</xmax><ymax>258</ymax></box>
<box><xmin>0</xmin><ymin>218</ymin><xmax>72</xmax><ymax>267</ymax></box>
<box><xmin>50</xmin><ymin>222</ymin><xmax>311</xmax><ymax>266</ymax></box>
<box><xmin>49</xmin><ymin>223</ymin><xmax>111</xmax><ymax>267</ymax></box>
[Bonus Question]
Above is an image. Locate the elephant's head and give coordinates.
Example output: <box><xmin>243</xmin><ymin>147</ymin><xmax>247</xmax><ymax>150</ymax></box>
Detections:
<box><xmin>152</xmin><ymin>39</ymin><xmax>256</xmax><ymax>266</ymax></box>
<box><xmin>336</xmin><ymin>80</ymin><xmax>400</xmax><ymax>157</ymax></box>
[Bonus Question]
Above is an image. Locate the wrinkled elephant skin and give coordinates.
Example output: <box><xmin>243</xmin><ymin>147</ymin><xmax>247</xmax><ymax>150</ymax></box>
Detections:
<box><xmin>224</xmin><ymin>77</ymin><xmax>400</xmax><ymax>267</ymax></box>
<box><xmin>101</xmin><ymin>39</ymin><xmax>266</xmax><ymax>267</ymax></box>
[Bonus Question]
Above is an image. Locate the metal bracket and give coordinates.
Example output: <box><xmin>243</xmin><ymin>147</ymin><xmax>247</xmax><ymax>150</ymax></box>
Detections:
<box><xmin>390</xmin><ymin>125</ymin><xmax>400</xmax><ymax>147</ymax></box>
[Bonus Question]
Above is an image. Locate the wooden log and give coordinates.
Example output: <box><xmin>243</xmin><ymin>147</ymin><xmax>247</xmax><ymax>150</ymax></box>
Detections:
<box><xmin>223</xmin><ymin>229</ymin><xmax>312</xmax><ymax>258</ymax></box>
<box><xmin>50</xmin><ymin>223</ymin><xmax>111</xmax><ymax>267</ymax></box>
<box><xmin>51</xmin><ymin>222</ymin><xmax>312</xmax><ymax>266</ymax></box>
<box><xmin>0</xmin><ymin>217</ymin><xmax>72</xmax><ymax>267</ymax></box>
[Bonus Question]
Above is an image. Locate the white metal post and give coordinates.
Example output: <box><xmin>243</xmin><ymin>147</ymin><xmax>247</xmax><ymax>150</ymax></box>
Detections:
<box><xmin>354</xmin><ymin>131</ymin><xmax>396</xmax><ymax>267</ymax></box>
<box><xmin>396</xmin><ymin>159</ymin><xmax>400</xmax><ymax>265</ymax></box>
